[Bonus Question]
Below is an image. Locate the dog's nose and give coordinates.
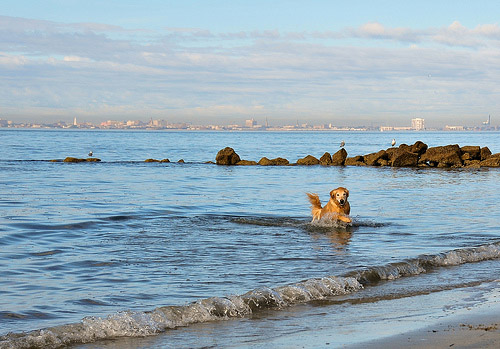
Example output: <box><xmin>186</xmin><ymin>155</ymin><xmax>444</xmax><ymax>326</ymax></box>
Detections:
<box><xmin>339</xmin><ymin>199</ymin><xmax>345</xmax><ymax>205</ymax></box>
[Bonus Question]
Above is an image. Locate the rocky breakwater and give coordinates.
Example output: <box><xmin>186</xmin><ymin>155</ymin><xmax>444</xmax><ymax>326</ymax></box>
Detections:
<box><xmin>336</xmin><ymin>142</ymin><xmax>499</xmax><ymax>168</ymax></box>
<box><xmin>375</xmin><ymin>142</ymin><xmax>498</xmax><ymax>168</ymax></box>
<box><xmin>215</xmin><ymin>143</ymin><xmax>500</xmax><ymax>168</ymax></box>
<box><xmin>57</xmin><ymin>157</ymin><xmax>101</xmax><ymax>163</ymax></box>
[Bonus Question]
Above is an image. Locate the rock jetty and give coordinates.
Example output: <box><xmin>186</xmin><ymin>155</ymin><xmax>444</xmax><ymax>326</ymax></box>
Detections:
<box><xmin>215</xmin><ymin>142</ymin><xmax>500</xmax><ymax>168</ymax></box>
<box><xmin>215</xmin><ymin>147</ymin><xmax>241</xmax><ymax>165</ymax></box>
<box><xmin>145</xmin><ymin>158</ymin><xmax>171</xmax><ymax>163</ymax></box>
<box><xmin>61</xmin><ymin>157</ymin><xmax>101</xmax><ymax>163</ymax></box>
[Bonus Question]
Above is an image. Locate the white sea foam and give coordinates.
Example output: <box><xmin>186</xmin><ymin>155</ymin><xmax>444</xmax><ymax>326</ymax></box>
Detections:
<box><xmin>1</xmin><ymin>242</ymin><xmax>498</xmax><ymax>349</ymax></box>
<box><xmin>0</xmin><ymin>276</ymin><xmax>361</xmax><ymax>349</ymax></box>
<box><xmin>349</xmin><ymin>242</ymin><xmax>500</xmax><ymax>284</ymax></box>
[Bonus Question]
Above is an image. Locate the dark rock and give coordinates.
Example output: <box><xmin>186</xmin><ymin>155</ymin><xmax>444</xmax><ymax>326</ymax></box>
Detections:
<box><xmin>258</xmin><ymin>157</ymin><xmax>289</xmax><ymax>166</ymax></box>
<box><xmin>331</xmin><ymin>148</ymin><xmax>348</xmax><ymax>166</ymax></box>
<box><xmin>145</xmin><ymin>158</ymin><xmax>160</xmax><ymax>162</ymax></box>
<box><xmin>460</xmin><ymin>146</ymin><xmax>481</xmax><ymax>161</ymax></box>
<box><xmin>378</xmin><ymin>159</ymin><xmax>390</xmax><ymax>166</ymax></box>
<box><xmin>392</xmin><ymin>151</ymin><xmax>419</xmax><ymax>167</ymax></box>
<box><xmin>271</xmin><ymin>157</ymin><xmax>290</xmax><ymax>166</ymax></box>
<box><xmin>178</xmin><ymin>159</ymin><xmax>185</xmax><ymax>163</ymax></box>
<box><xmin>64</xmin><ymin>157</ymin><xmax>87</xmax><ymax>163</ymax></box>
<box><xmin>63</xmin><ymin>157</ymin><xmax>101</xmax><ymax>163</ymax></box>
<box><xmin>481</xmin><ymin>147</ymin><xmax>492</xmax><ymax>160</ymax></box>
<box><xmin>419</xmin><ymin>144</ymin><xmax>462</xmax><ymax>168</ymax></box>
<box><xmin>410</xmin><ymin>141</ymin><xmax>428</xmax><ymax>155</ymax></box>
<box><xmin>398</xmin><ymin>143</ymin><xmax>411</xmax><ymax>152</ymax></box>
<box><xmin>385</xmin><ymin>148</ymin><xmax>399</xmax><ymax>162</ymax></box>
<box><xmin>463</xmin><ymin>160</ymin><xmax>481</xmax><ymax>168</ymax></box>
<box><xmin>319</xmin><ymin>152</ymin><xmax>333</xmax><ymax>166</ymax></box>
<box><xmin>364</xmin><ymin>150</ymin><xmax>388</xmax><ymax>166</ymax></box>
<box><xmin>258</xmin><ymin>157</ymin><xmax>273</xmax><ymax>166</ymax></box>
<box><xmin>237</xmin><ymin>160</ymin><xmax>258</xmax><ymax>166</ymax></box>
<box><xmin>345</xmin><ymin>156</ymin><xmax>366</xmax><ymax>166</ymax></box>
<box><xmin>297</xmin><ymin>155</ymin><xmax>320</xmax><ymax>165</ymax></box>
<box><xmin>386</xmin><ymin>142</ymin><xmax>427</xmax><ymax>164</ymax></box>
<box><xmin>438</xmin><ymin>153</ymin><xmax>463</xmax><ymax>168</ymax></box>
<box><xmin>461</xmin><ymin>153</ymin><xmax>473</xmax><ymax>161</ymax></box>
<box><xmin>216</xmin><ymin>147</ymin><xmax>241</xmax><ymax>165</ymax></box>
<box><xmin>160</xmin><ymin>159</ymin><xmax>170</xmax><ymax>163</ymax></box>
<box><xmin>480</xmin><ymin>157</ymin><xmax>500</xmax><ymax>167</ymax></box>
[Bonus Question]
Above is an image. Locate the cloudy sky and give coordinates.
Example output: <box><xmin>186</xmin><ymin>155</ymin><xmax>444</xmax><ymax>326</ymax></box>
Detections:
<box><xmin>1</xmin><ymin>0</ymin><xmax>499</xmax><ymax>127</ymax></box>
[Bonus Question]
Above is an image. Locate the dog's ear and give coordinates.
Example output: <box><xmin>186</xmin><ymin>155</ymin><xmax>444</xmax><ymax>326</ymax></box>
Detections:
<box><xmin>330</xmin><ymin>189</ymin><xmax>336</xmax><ymax>198</ymax></box>
<box><xmin>345</xmin><ymin>188</ymin><xmax>349</xmax><ymax>198</ymax></box>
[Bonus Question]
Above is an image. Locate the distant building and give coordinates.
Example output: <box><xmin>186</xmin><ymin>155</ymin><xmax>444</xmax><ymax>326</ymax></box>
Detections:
<box><xmin>380</xmin><ymin>126</ymin><xmax>412</xmax><ymax>131</ymax></box>
<box><xmin>444</xmin><ymin>125</ymin><xmax>465</xmax><ymax>131</ymax></box>
<box><xmin>101</xmin><ymin>120</ymin><xmax>124</xmax><ymax>128</ymax></box>
<box><xmin>245</xmin><ymin>119</ymin><xmax>257</xmax><ymax>128</ymax></box>
<box><xmin>126</xmin><ymin>120</ymin><xmax>145</xmax><ymax>127</ymax></box>
<box><xmin>483</xmin><ymin>115</ymin><xmax>491</xmax><ymax>126</ymax></box>
<box><xmin>150</xmin><ymin>119</ymin><xmax>168</xmax><ymax>127</ymax></box>
<box><xmin>411</xmin><ymin>118</ymin><xmax>425</xmax><ymax>130</ymax></box>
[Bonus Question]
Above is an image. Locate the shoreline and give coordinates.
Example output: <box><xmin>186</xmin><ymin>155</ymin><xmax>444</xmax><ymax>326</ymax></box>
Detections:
<box><xmin>229</xmin><ymin>280</ymin><xmax>500</xmax><ymax>349</ymax></box>
<box><xmin>347</xmin><ymin>300</ymin><xmax>500</xmax><ymax>349</ymax></box>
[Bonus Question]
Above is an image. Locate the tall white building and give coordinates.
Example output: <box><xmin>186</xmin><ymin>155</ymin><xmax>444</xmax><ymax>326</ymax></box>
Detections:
<box><xmin>411</xmin><ymin>118</ymin><xmax>425</xmax><ymax>130</ymax></box>
<box><xmin>245</xmin><ymin>119</ymin><xmax>257</xmax><ymax>127</ymax></box>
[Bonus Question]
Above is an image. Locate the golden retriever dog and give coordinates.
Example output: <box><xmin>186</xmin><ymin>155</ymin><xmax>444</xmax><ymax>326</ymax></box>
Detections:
<box><xmin>307</xmin><ymin>187</ymin><xmax>352</xmax><ymax>223</ymax></box>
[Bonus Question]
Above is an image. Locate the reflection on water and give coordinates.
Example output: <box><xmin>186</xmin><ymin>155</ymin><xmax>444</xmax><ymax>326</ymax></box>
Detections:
<box><xmin>306</xmin><ymin>218</ymin><xmax>355</xmax><ymax>250</ymax></box>
<box><xmin>327</xmin><ymin>230</ymin><xmax>353</xmax><ymax>247</ymax></box>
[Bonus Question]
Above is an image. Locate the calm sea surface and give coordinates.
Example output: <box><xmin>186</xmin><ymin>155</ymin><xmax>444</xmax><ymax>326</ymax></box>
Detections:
<box><xmin>0</xmin><ymin>129</ymin><xmax>499</xmax><ymax>348</ymax></box>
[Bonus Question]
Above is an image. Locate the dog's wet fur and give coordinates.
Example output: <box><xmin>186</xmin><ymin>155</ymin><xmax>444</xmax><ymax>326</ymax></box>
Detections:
<box><xmin>306</xmin><ymin>187</ymin><xmax>352</xmax><ymax>223</ymax></box>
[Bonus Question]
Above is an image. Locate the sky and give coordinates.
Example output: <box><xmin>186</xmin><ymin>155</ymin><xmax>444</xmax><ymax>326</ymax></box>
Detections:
<box><xmin>1</xmin><ymin>0</ymin><xmax>499</xmax><ymax>127</ymax></box>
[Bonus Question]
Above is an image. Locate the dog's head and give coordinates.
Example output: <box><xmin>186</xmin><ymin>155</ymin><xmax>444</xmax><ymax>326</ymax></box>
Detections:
<box><xmin>330</xmin><ymin>187</ymin><xmax>349</xmax><ymax>206</ymax></box>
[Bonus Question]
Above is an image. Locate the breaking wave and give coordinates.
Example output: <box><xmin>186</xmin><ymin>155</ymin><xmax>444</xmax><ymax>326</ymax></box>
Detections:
<box><xmin>1</xmin><ymin>242</ymin><xmax>499</xmax><ymax>349</ymax></box>
<box><xmin>346</xmin><ymin>241</ymin><xmax>500</xmax><ymax>285</ymax></box>
<box><xmin>0</xmin><ymin>277</ymin><xmax>361</xmax><ymax>349</ymax></box>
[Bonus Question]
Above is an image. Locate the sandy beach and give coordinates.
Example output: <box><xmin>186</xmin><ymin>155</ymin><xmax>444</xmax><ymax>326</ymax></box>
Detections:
<box><xmin>220</xmin><ymin>281</ymin><xmax>500</xmax><ymax>349</ymax></box>
<box><xmin>348</xmin><ymin>299</ymin><xmax>499</xmax><ymax>349</ymax></box>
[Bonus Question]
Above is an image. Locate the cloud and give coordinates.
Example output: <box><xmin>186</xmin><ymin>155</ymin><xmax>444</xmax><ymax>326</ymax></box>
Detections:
<box><xmin>473</xmin><ymin>23</ymin><xmax>500</xmax><ymax>37</ymax></box>
<box><xmin>0</xmin><ymin>52</ymin><xmax>28</xmax><ymax>66</ymax></box>
<box><xmin>63</xmin><ymin>56</ymin><xmax>91</xmax><ymax>62</ymax></box>
<box><xmin>431</xmin><ymin>21</ymin><xmax>500</xmax><ymax>48</ymax></box>
<box><xmin>352</xmin><ymin>22</ymin><xmax>420</xmax><ymax>43</ymax></box>
<box><xmin>0</xmin><ymin>15</ymin><xmax>139</xmax><ymax>34</ymax></box>
<box><xmin>1</xmin><ymin>15</ymin><xmax>500</xmax><ymax>125</ymax></box>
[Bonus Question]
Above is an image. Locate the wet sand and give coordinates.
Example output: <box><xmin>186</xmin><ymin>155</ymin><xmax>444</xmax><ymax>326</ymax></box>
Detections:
<box><xmin>73</xmin><ymin>281</ymin><xmax>499</xmax><ymax>348</ymax></box>
<box><xmin>347</xmin><ymin>301</ymin><xmax>499</xmax><ymax>349</ymax></box>
<box><xmin>231</xmin><ymin>281</ymin><xmax>500</xmax><ymax>349</ymax></box>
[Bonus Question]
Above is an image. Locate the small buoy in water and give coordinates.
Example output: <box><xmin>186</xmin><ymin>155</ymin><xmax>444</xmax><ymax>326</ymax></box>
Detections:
<box><xmin>391</xmin><ymin>139</ymin><xmax>396</xmax><ymax>147</ymax></box>
<box><xmin>340</xmin><ymin>140</ymin><xmax>345</xmax><ymax>148</ymax></box>
<box><xmin>88</xmin><ymin>150</ymin><xmax>93</xmax><ymax>157</ymax></box>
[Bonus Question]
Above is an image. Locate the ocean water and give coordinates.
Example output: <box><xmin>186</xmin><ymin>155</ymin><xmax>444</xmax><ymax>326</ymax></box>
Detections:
<box><xmin>0</xmin><ymin>129</ymin><xmax>499</xmax><ymax>348</ymax></box>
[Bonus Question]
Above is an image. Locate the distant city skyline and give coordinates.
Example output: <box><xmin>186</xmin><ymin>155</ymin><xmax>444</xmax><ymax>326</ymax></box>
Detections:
<box><xmin>1</xmin><ymin>1</ymin><xmax>500</xmax><ymax>127</ymax></box>
<box><xmin>1</xmin><ymin>115</ymin><xmax>497</xmax><ymax>132</ymax></box>
<box><xmin>0</xmin><ymin>114</ymin><xmax>497</xmax><ymax>129</ymax></box>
